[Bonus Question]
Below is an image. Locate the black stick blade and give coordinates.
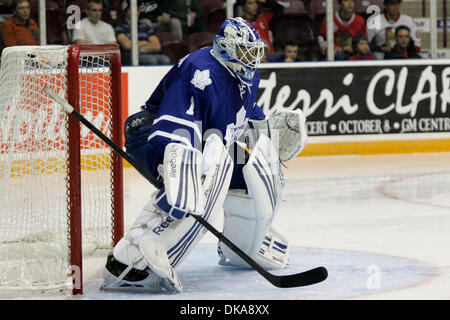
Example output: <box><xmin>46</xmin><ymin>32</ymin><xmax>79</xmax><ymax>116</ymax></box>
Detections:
<box><xmin>269</xmin><ymin>266</ymin><xmax>328</xmax><ymax>288</ymax></box>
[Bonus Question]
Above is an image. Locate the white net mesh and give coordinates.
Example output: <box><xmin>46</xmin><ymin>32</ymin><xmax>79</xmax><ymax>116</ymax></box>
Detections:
<box><xmin>0</xmin><ymin>46</ymin><xmax>119</xmax><ymax>292</ymax></box>
<box><xmin>78</xmin><ymin>53</ymin><xmax>115</xmax><ymax>254</ymax></box>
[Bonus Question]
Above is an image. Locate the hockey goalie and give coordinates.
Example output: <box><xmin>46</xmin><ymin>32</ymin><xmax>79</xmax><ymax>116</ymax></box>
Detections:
<box><xmin>101</xmin><ymin>17</ymin><xmax>308</xmax><ymax>293</ymax></box>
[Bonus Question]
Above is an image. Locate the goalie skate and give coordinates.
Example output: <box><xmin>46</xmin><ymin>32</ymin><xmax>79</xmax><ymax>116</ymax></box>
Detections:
<box><xmin>101</xmin><ymin>252</ymin><xmax>181</xmax><ymax>293</ymax></box>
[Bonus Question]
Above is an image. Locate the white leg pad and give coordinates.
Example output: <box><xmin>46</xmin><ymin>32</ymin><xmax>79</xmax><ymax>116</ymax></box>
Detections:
<box><xmin>113</xmin><ymin>192</ymin><xmax>176</xmax><ymax>270</ymax></box>
<box><xmin>218</xmin><ymin>192</ymin><xmax>289</xmax><ymax>270</ymax></box>
<box><xmin>111</xmin><ymin>193</ymin><xmax>182</xmax><ymax>292</ymax></box>
<box><xmin>113</xmin><ymin>192</ymin><xmax>183</xmax><ymax>292</ymax></box>
<box><xmin>140</xmin><ymin>239</ymin><xmax>182</xmax><ymax>292</ymax></box>
<box><xmin>108</xmin><ymin>134</ymin><xmax>233</xmax><ymax>292</ymax></box>
<box><xmin>218</xmin><ymin>135</ymin><xmax>289</xmax><ymax>270</ymax></box>
<box><xmin>163</xmin><ymin>134</ymin><xmax>234</xmax><ymax>268</ymax></box>
<box><xmin>160</xmin><ymin>142</ymin><xmax>204</xmax><ymax>218</ymax></box>
<box><xmin>257</xmin><ymin>223</ymin><xmax>290</xmax><ymax>268</ymax></box>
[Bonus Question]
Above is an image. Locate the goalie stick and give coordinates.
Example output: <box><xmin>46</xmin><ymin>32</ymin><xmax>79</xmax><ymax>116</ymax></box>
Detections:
<box><xmin>44</xmin><ymin>86</ymin><xmax>328</xmax><ymax>289</ymax></box>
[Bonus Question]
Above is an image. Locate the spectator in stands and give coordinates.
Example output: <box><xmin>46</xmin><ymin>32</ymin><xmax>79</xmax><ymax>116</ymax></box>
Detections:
<box><xmin>317</xmin><ymin>0</ymin><xmax>366</xmax><ymax>60</ymax></box>
<box><xmin>268</xmin><ymin>40</ymin><xmax>301</xmax><ymax>62</ymax></box>
<box><xmin>115</xmin><ymin>0</ymin><xmax>170</xmax><ymax>65</ymax></box>
<box><xmin>1</xmin><ymin>0</ymin><xmax>39</xmax><ymax>47</ymax></box>
<box><xmin>237</xmin><ymin>0</ymin><xmax>284</xmax><ymax>54</ymax></box>
<box><xmin>139</xmin><ymin>0</ymin><xmax>183</xmax><ymax>40</ymax></box>
<box><xmin>384</xmin><ymin>25</ymin><xmax>421</xmax><ymax>59</ymax></box>
<box><xmin>72</xmin><ymin>0</ymin><xmax>117</xmax><ymax>45</ymax></box>
<box><xmin>367</xmin><ymin>0</ymin><xmax>421</xmax><ymax>59</ymax></box>
<box><xmin>144</xmin><ymin>0</ymin><xmax>204</xmax><ymax>41</ymax></box>
<box><xmin>348</xmin><ymin>34</ymin><xmax>374</xmax><ymax>60</ymax></box>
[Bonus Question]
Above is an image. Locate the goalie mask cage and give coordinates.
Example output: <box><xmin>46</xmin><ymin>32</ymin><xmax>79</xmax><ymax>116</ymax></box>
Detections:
<box><xmin>0</xmin><ymin>45</ymin><xmax>124</xmax><ymax>295</ymax></box>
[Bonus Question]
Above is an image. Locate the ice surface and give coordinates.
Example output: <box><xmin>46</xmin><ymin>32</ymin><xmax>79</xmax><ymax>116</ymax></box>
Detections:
<box><xmin>5</xmin><ymin>152</ymin><xmax>450</xmax><ymax>299</ymax></box>
<box><xmin>80</xmin><ymin>245</ymin><xmax>432</xmax><ymax>300</ymax></box>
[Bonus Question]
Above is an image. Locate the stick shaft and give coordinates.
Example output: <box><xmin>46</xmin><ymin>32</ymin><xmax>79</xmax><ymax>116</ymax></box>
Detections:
<box><xmin>44</xmin><ymin>87</ymin><xmax>163</xmax><ymax>189</ymax></box>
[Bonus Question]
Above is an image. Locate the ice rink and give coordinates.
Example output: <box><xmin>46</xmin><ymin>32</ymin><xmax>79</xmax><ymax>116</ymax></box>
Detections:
<box><xmin>6</xmin><ymin>152</ymin><xmax>448</xmax><ymax>300</ymax></box>
<box><xmin>73</xmin><ymin>151</ymin><xmax>450</xmax><ymax>300</ymax></box>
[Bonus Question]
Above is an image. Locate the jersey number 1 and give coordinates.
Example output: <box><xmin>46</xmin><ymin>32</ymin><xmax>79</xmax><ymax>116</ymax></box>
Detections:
<box><xmin>186</xmin><ymin>97</ymin><xmax>195</xmax><ymax>115</ymax></box>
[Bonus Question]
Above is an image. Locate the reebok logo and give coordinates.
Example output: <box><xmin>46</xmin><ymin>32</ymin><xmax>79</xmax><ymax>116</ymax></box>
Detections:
<box><xmin>169</xmin><ymin>145</ymin><xmax>178</xmax><ymax>178</ymax></box>
<box><xmin>152</xmin><ymin>216</ymin><xmax>175</xmax><ymax>235</ymax></box>
<box><xmin>125</xmin><ymin>116</ymin><xmax>145</xmax><ymax>135</ymax></box>
<box><xmin>128</xmin><ymin>116</ymin><xmax>144</xmax><ymax>130</ymax></box>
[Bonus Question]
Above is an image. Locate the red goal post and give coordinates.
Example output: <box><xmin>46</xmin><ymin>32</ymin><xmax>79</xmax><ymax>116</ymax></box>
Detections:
<box><xmin>0</xmin><ymin>44</ymin><xmax>124</xmax><ymax>295</ymax></box>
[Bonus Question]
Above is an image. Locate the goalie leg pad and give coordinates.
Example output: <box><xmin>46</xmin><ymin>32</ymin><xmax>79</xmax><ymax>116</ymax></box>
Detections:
<box><xmin>218</xmin><ymin>135</ymin><xmax>289</xmax><ymax>270</ymax></box>
<box><xmin>102</xmin><ymin>251</ymin><xmax>180</xmax><ymax>293</ymax></box>
<box><xmin>163</xmin><ymin>134</ymin><xmax>234</xmax><ymax>268</ymax></box>
<box><xmin>112</xmin><ymin>194</ymin><xmax>176</xmax><ymax>269</ymax></box>
<box><xmin>218</xmin><ymin>205</ymin><xmax>290</xmax><ymax>270</ymax></box>
<box><xmin>244</xmin><ymin>118</ymin><xmax>270</xmax><ymax>153</ymax></box>
<box><xmin>103</xmin><ymin>194</ymin><xmax>183</xmax><ymax>292</ymax></box>
<box><xmin>156</xmin><ymin>142</ymin><xmax>204</xmax><ymax>219</ymax></box>
<box><xmin>103</xmin><ymin>135</ymin><xmax>234</xmax><ymax>292</ymax></box>
<box><xmin>139</xmin><ymin>238</ymin><xmax>182</xmax><ymax>292</ymax></box>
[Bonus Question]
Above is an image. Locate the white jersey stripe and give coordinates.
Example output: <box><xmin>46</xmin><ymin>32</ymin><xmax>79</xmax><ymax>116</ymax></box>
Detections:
<box><xmin>153</xmin><ymin>115</ymin><xmax>202</xmax><ymax>141</ymax></box>
<box><xmin>147</xmin><ymin>130</ymin><xmax>192</xmax><ymax>147</ymax></box>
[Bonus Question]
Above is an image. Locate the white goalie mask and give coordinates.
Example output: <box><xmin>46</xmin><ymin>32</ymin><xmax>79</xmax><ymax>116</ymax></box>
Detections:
<box><xmin>213</xmin><ymin>17</ymin><xmax>265</xmax><ymax>85</ymax></box>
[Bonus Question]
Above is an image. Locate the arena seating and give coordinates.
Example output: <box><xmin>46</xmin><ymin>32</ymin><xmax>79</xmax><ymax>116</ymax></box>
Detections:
<box><xmin>155</xmin><ymin>32</ymin><xmax>189</xmax><ymax>64</ymax></box>
<box><xmin>279</xmin><ymin>0</ymin><xmax>309</xmax><ymax>18</ymax></box>
<box><xmin>198</xmin><ymin>0</ymin><xmax>225</xmax><ymax>16</ymax></box>
<box><xmin>188</xmin><ymin>31</ymin><xmax>215</xmax><ymax>52</ymax></box>
<box><xmin>8</xmin><ymin>0</ymin><xmax>418</xmax><ymax>63</ymax></box>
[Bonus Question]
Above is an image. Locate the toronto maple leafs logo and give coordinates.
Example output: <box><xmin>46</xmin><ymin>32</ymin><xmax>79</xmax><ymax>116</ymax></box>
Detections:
<box><xmin>224</xmin><ymin>106</ymin><xmax>248</xmax><ymax>146</ymax></box>
<box><xmin>191</xmin><ymin>69</ymin><xmax>212</xmax><ymax>90</ymax></box>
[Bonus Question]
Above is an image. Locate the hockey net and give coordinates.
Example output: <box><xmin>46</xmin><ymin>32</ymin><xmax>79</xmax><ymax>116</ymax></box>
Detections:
<box><xmin>0</xmin><ymin>45</ymin><xmax>123</xmax><ymax>294</ymax></box>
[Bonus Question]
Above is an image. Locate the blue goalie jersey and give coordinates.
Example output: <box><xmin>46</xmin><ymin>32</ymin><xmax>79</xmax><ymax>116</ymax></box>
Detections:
<box><xmin>141</xmin><ymin>47</ymin><xmax>266</xmax><ymax>178</ymax></box>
